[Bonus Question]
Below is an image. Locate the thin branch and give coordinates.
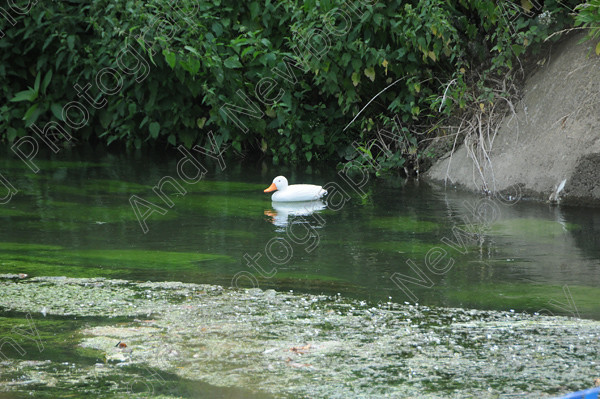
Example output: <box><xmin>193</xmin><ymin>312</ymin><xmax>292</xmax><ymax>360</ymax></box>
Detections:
<box><xmin>545</xmin><ymin>27</ymin><xmax>589</xmax><ymax>42</ymax></box>
<box><xmin>343</xmin><ymin>77</ymin><xmax>407</xmax><ymax>132</ymax></box>
<box><xmin>439</xmin><ymin>79</ymin><xmax>457</xmax><ymax>112</ymax></box>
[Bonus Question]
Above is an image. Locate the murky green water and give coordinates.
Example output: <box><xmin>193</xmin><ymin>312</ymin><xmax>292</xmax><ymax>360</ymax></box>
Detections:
<box><xmin>1</xmin><ymin>146</ymin><xmax>599</xmax><ymax>397</ymax></box>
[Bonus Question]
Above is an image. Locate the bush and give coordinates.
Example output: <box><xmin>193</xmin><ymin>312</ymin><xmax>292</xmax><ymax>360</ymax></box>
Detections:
<box><xmin>0</xmin><ymin>0</ymin><xmax>580</xmax><ymax>169</ymax></box>
<box><xmin>575</xmin><ymin>0</ymin><xmax>600</xmax><ymax>54</ymax></box>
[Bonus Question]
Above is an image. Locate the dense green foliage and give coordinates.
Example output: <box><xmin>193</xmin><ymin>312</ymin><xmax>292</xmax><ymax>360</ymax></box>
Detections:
<box><xmin>575</xmin><ymin>0</ymin><xmax>600</xmax><ymax>52</ymax></box>
<box><xmin>0</xmin><ymin>0</ymin><xmax>583</xmax><ymax>169</ymax></box>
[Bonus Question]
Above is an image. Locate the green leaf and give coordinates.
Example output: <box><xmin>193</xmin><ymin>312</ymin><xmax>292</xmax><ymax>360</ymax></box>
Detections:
<box><xmin>168</xmin><ymin>134</ymin><xmax>176</xmax><ymax>145</ymax></box>
<box><xmin>521</xmin><ymin>0</ymin><xmax>534</xmax><ymax>13</ymax></box>
<box><xmin>265</xmin><ymin>107</ymin><xmax>276</xmax><ymax>118</ymax></box>
<box><xmin>149</xmin><ymin>122</ymin><xmax>160</xmax><ymax>139</ymax></box>
<box><xmin>181</xmin><ymin>56</ymin><xmax>201</xmax><ymax>75</ymax></box>
<box><xmin>107</xmin><ymin>135</ymin><xmax>118</xmax><ymax>146</ymax></box>
<box><xmin>139</xmin><ymin>115</ymin><xmax>149</xmax><ymax>129</ymax></box>
<box><xmin>596</xmin><ymin>41</ymin><xmax>600</xmax><ymax>56</ymax></box>
<box><xmin>258</xmin><ymin>53</ymin><xmax>276</xmax><ymax>65</ymax></box>
<box><xmin>249</xmin><ymin>2</ymin><xmax>260</xmax><ymax>19</ymax></box>
<box><xmin>364</xmin><ymin>67</ymin><xmax>375</xmax><ymax>82</ymax></box>
<box><xmin>189</xmin><ymin>57</ymin><xmax>201</xmax><ymax>75</ymax></box>
<box><xmin>10</xmin><ymin>89</ymin><xmax>37</xmax><ymax>102</ymax></box>
<box><xmin>163</xmin><ymin>50</ymin><xmax>176</xmax><ymax>69</ymax></box>
<box><xmin>146</xmin><ymin>81</ymin><xmax>158</xmax><ymax>110</ymax></box>
<box><xmin>22</xmin><ymin>104</ymin><xmax>40</xmax><ymax>126</ymax></box>
<box><xmin>211</xmin><ymin>22</ymin><xmax>223</xmax><ymax>36</ymax></box>
<box><xmin>34</xmin><ymin>73</ymin><xmax>41</xmax><ymax>93</ymax></box>
<box><xmin>67</xmin><ymin>35</ymin><xmax>75</xmax><ymax>50</ymax></box>
<box><xmin>184</xmin><ymin>46</ymin><xmax>200</xmax><ymax>56</ymax></box>
<box><xmin>41</xmin><ymin>70</ymin><xmax>52</xmax><ymax>94</ymax></box>
<box><xmin>42</xmin><ymin>35</ymin><xmax>54</xmax><ymax>52</ymax></box>
<box><xmin>7</xmin><ymin>128</ymin><xmax>17</xmax><ymax>142</ymax></box>
<box><xmin>224</xmin><ymin>56</ymin><xmax>242</xmax><ymax>69</ymax></box>
<box><xmin>241</xmin><ymin>47</ymin><xmax>255</xmax><ymax>58</ymax></box>
<box><xmin>373</xmin><ymin>14</ymin><xmax>384</xmax><ymax>26</ymax></box>
<box><xmin>99</xmin><ymin>110</ymin><xmax>112</xmax><ymax>129</ymax></box>
<box><xmin>51</xmin><ymin>103</ymin><xmax>63</xmax><ymax>120</ymax></box>
<box><xmin>305</xmin><ymin>151</ymin><xmax>312</xmax><ymax>162</ymax></box>
<box><xmin>181</xmin><ymin>131</ymin><xmax>195</xmax><ymax>148</ymax></box>
<box><xmin>351</xmin><ymin>71</ymin><xmax>360</xmax><ymax>86</ymax></box>
<box><xmin>511</xmin><ymin>44</ymin><xmax>524</xmax><ymax>57</ymax></box>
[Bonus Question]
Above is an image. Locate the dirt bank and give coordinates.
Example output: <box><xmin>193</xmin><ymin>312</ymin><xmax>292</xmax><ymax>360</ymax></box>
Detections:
<box><xmin>426</xmin><ymin>33</ymin><xmax>600</xmax><ymax>206</ymax></box>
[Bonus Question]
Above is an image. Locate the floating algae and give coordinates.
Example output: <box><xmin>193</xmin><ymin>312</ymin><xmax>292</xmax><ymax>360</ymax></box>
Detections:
<box><xmin>0</xmin><ymin>276</ymin><xmax>599</xmax><ymax>398</ymax></box>
<box><xmin>0</xmin><ymin>245</ymin><xmax>234</xmax><ymax>279</ymax></box>
<box><xmin>368</xmin><ymin>216</ymin><xmax>440</xmax><ymax>234</ymax></box>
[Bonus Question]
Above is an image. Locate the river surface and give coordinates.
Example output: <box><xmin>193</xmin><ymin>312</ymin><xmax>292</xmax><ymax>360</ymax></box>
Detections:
<box><xmin>1</xmin><ymin>146</ymin><xmax>599</xmax><ymax>397</ymax></box>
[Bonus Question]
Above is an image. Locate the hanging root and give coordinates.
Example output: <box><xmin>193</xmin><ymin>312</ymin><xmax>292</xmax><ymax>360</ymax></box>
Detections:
<box><xmin>435</xmin><ymin>71</ymin><xmax>521</xmax><ymax>195</ymax></box>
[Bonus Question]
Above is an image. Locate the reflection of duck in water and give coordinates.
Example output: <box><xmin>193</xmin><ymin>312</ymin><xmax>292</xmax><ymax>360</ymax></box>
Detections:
<box><xmin>264</xmin><ymin>176</ymin><xmax>327</xmax><ymax>202</ymax></box>
<box><xmin>265</xmin><ymin>200</ymin><xmax>326</xmax><ymax>228</ymax></box>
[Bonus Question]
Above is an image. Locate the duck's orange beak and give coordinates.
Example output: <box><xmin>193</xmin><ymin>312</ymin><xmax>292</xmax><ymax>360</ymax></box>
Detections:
<box><xmin>264</xmin><ymin>183</ymin><xmax>277</xmax><ymax>193</ymax></box>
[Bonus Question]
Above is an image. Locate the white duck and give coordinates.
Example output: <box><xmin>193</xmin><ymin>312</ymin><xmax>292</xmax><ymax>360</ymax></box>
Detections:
<box><xmin>264</xmin><ymin>176</ymin><xmax>327</xmax><ymax>202</ymax></box>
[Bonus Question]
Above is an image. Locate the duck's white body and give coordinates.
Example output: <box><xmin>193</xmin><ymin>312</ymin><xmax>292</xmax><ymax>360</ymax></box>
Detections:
<box><xmin>264</xmin><ymin>176</ymin><xmax>327</xmax><ymax>202</ymax></box>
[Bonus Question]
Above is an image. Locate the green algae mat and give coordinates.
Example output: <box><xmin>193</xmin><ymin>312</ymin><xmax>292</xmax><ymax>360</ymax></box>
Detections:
<box><xmin>0</xmin><ymin>275</ymin><xmax>599</xmax><ymax>398</ymax></box>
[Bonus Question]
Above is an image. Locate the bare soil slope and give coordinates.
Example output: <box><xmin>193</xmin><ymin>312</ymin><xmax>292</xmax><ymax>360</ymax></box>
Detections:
<box><xmin>427</xmin><ymin>33</ymin><xmax>600</xmax><ymax>206</ymax></box>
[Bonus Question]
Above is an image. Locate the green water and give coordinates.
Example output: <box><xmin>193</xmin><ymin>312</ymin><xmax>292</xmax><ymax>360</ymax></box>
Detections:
<box><xmin>1</xmin><ymin>147</ymin><xmax>600</xmax><ymax>397</ymax></box>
